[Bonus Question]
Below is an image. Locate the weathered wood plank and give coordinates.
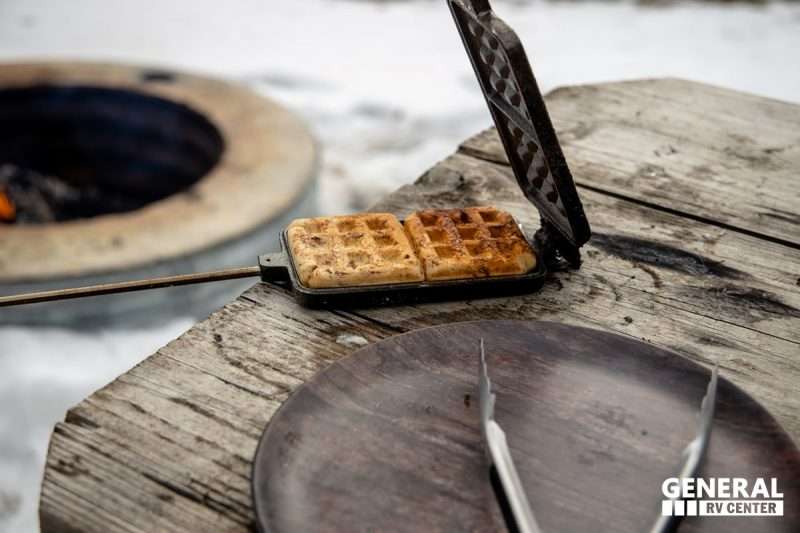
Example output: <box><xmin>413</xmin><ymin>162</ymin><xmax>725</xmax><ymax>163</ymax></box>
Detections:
<box><xmin>460</xmin><ymin>79</ymin><xmax>800</xmax><ymax>247</ymax></box>
<box><xmin>41</xmin><ymin>152</ymin><xmax>800</xmax><ymax>533</ymax></box>
<box><xmin>374</xmin><ymin>153</ymin><xmax>800</xmax><ymax>345</ymax></box>
<box><xmin>40</xmin><ymin>80</ymin><xmax>800</xmax><ymax>533</ymax></box>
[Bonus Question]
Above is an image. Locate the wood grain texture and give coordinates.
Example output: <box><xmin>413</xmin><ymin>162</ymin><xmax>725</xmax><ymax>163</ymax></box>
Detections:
<box><xmin>460</xmin><ymin>78</ymin><xmax>800</xmax><ymax>247</ymax></box>
<box><xmin>252</xmin><ymin>321</ymin><xmax>800</xmax><ymax>533</ymax></box>
<box><xmin>40</xmin><ymin>80</ymin><xmax>800</xmax><ymax>533</ymax></box>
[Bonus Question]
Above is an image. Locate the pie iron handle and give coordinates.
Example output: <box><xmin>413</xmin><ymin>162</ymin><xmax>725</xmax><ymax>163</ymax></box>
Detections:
<box><xmin>258</xmin><ymin>250</ymin><xmax>290</xmax><ymax>283</ymax></box>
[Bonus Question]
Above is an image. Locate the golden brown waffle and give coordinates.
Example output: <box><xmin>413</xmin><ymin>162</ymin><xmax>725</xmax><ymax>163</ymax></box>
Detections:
<box><xmin>286</xmin><ymin>213</ymin><xmax>424</xmax><ymax>288</ymax></box>
<box><xmin>404</xmin><ymin>206</ymin><xmax>536</xmax><ymax>281</ymax></box>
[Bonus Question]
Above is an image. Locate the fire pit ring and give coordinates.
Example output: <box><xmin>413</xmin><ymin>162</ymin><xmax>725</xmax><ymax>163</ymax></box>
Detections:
<box><xmin>0</xmin><ymin>62</ymin><xmax>317</xmax><ymax>324</ymax></box>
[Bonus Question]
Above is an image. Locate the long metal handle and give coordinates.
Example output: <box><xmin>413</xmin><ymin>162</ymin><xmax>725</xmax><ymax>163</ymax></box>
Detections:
<box><xmin>0</xmin><ymin>266</ymin><xmax>261</xmax><ymax>307</ymax></box>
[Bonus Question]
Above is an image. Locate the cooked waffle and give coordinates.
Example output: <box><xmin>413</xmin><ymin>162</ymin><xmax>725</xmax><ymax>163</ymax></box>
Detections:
<box><xmin>404</xmin><ymin>206</ymin><xmax>536</xmax><ymax>281</ymax></box>
<box><xmin>286</xmin><ymin>213</ymin><xmax>424</xmax><ymax>288</ymax></box>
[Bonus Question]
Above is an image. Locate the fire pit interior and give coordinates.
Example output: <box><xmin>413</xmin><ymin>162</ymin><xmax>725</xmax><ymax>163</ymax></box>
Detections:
<box><xmin>0</xmin><ymin>85</ymin><xmax>224</xmax><ymax>223</ymax></box>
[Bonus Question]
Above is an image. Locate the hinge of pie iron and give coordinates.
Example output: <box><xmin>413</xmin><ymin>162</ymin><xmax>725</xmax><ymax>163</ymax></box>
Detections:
<box><xmin>533</xmin><ymin>218</ymin><xmax>582</xmax><ymax>272</ymax></box>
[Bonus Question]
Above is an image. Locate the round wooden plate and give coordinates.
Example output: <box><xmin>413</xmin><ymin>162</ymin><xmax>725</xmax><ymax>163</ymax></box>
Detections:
<box><xmin>252</xmin><ymin>320</ymin><xmax>799</xmax><ymax>532</ymax></box>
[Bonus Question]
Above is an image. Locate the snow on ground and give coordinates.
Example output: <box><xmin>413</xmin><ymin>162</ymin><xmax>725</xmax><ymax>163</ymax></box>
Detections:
<box><xmin>0</xmin><ymin>0</ymin><xmax>798</xmax><ymax>531</ymax></box>
<box><xmin>0</xmin><ymin>320</ymin><xmax>194</xmax><ymax>532</ymax></box>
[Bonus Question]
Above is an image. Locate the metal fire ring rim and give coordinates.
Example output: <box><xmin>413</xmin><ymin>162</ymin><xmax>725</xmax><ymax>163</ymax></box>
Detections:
<box><xmin>0</xmin><ymin>61</ymin><xmax>318</xmax><ymax>282</ymax></box>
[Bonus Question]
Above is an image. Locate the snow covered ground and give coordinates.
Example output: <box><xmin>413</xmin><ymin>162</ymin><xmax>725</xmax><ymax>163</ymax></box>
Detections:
<box><xmin>0</xmin><ymin>0</ymin><xmax>798</xmax><ymax>531</ymax></box>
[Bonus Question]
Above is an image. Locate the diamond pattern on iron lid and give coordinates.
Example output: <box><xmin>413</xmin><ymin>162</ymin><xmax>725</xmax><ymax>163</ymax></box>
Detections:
<box><xmin>466</xmin><ymin>20</ymin><xmax>531</xmax><ymax>121</ymax></box>
<box><xmin>507</xmin><ymin>118</ymin><xmax>569</xmax><ymax>219</ymax></box>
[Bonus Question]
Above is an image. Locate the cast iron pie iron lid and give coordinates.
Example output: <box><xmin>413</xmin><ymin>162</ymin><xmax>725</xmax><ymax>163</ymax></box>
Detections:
<box><xmin>250</xmin><ymin>321</ymin><xmax>800</xmax><ymax>533</ymax></box>
<box><xmin>449</xmin><ymin>0</ymin><xmax>591</xmax><ymax>267</ymax></box>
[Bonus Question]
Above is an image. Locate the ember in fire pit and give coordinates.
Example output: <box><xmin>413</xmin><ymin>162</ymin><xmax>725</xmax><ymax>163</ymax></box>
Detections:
<box><xmin>0</xmin><ymin>164</ymin><xmax>141</xmax><ymax>223</ymax></box>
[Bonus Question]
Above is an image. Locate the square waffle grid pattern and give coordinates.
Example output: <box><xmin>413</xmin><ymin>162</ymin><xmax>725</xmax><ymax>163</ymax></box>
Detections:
<box><xmin>449</xmin><ymin>0</ymin><xmax>590</xmax><ymax>248</ymax></box>
<box><xmin>286</xmin><ymin>213</ymin><xmax>423</xmax><ymax>288</ymax></box>
<box><xmin>404</xmin><ymin>207</ymin><xmax>536</xmax><ymax>281</ymax></box>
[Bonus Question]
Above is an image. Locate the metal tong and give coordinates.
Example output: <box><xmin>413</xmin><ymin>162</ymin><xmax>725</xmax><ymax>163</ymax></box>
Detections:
<box><xmin>478</xmin><ymin>339</ymin><xmax>718</xmax><ymax>533</ymax></box>
<box><xmin>479</xmin><ymin>339</ymin><xmax>542</xmax><ymax>533</ymax></box>
<box><xmin>650</xmin><ymin>365</ymin><xmax>718</xmax><ymax>533</ymax></box>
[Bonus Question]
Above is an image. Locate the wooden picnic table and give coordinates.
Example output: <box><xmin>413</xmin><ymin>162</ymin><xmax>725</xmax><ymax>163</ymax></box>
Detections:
<box><xmin>39</xmin><ymin>79</ymin><xmax>800</xmax><ymax>532</ymax></box>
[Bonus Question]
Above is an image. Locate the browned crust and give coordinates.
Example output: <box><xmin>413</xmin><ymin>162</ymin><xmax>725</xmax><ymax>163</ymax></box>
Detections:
<box><xmin>404</xmin><ymin>206</ymin><xmax>536</xmax><ymax>281</ymax></box>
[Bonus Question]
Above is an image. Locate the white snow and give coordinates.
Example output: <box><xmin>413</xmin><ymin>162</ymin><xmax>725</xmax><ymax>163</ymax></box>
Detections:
<box><xmin>0</xmin><ymin>0</ymin><xmax>798</xmax><ymax>531</ymax></box>
<box><xmin>0</xmin><ymin>320</ymin><xmax>194</xmax><ymax>533</ymax></box>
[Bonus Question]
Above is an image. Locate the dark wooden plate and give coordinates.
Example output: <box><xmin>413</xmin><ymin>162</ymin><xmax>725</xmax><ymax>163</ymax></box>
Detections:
<box><xmin>252</xmin><ymin>320</ymin><xmax>800</xmax><ymax>532</ymax></box>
